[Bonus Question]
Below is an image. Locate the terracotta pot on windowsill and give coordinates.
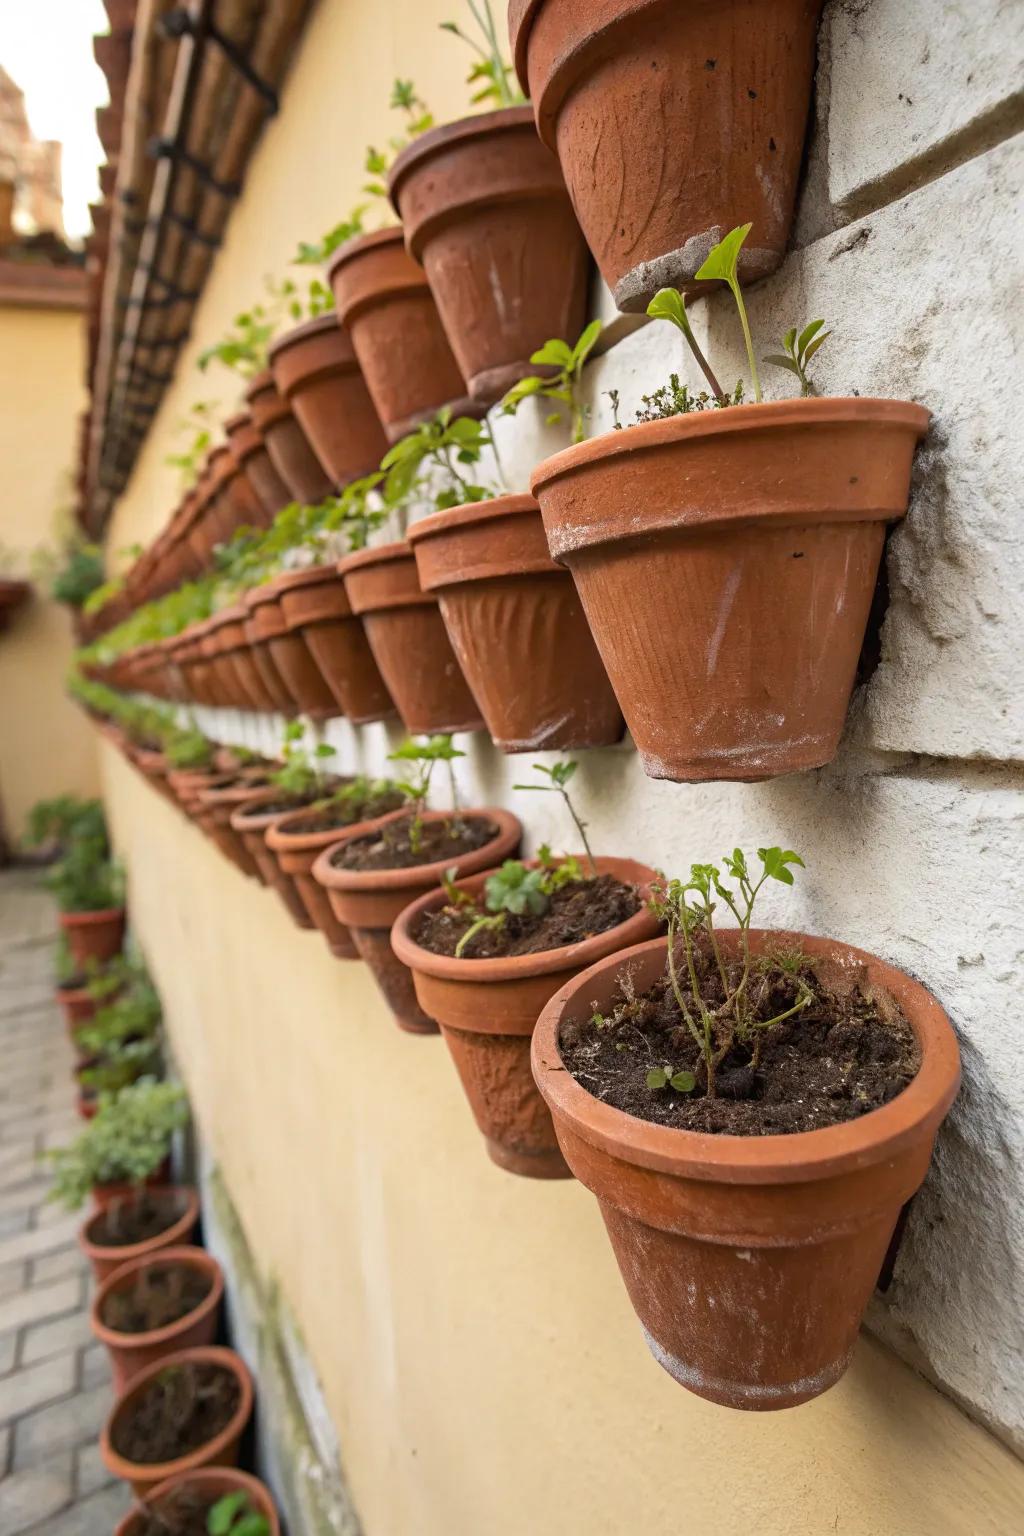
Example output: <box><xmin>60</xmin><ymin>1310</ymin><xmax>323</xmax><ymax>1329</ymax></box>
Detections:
<box><xmin>268</xmin><ymin>312</ymin><xmax>389</xmax><ymax>490</ymax></box>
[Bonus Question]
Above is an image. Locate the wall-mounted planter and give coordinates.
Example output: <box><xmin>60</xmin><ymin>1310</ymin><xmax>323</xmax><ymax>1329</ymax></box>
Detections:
<box><xmin>60</xmin><ymin>907</ymin><xmax>126</xmax><ymax>970</ymax></box>
<box><xmin>532</xmin><ymin>929</ymin><xmax>960</xmax><ymax>1410</ymax></box>
<box><xmin>328</xmin><ymin>227</ymin><xmax>472</xmax><ymax>443</ymax></box>
<box><xmin>223</xmin><ymin>409</ymin><xmax>292</xmax><ymax>521</ymax></box>
<box><xmin>115</xmin><ymin>1468</ymin><xmax>281</xmax><ymax>1536</ymax></box>
<box><xmin>247</xmin><ymin>580</ymin><xmax>338</xmax><ymax>720</ymax></box>
<box><xmin>242</xmin><ymin>597</ymin><xmax>296</xmax><ymax>717</ymax></box>
<box><xmin>90</xmin><ymin>1246</ymin><xmax>224</xmax><ymax>1391</ymax></box>
<box><xmin>531</xmin><ymin>399</ymin><xmax>930</xmax><ymax>781</ymax></box>
<box><xmin>392</xmin><ymin>856</ymin><xmax>659</xmax><ymax>1177</ymax></box>
<box><xmin>275</xmin><ymin>565</ymin><xmax>395</xmax><ymax>723</ymax></box>
<box><xmin>312</xmin><ymin>809</ymin><xmax>521</xmax><ymax>1033</ymax></box>
<box><xmin>245</xmin><ymin>370</ymin><xmax>333</xmax><ymax>506</ymax></box>
<box><xmin>339</xmin><ymin>541</ymin><xmax>484</xmax><ymax>735</ymax></box>
<box><xmin>229</xmin><ymin>787</ymin><xmax>324</xmax><ymax>930</ymax></box>
<box><xmin>389</xmin><ymin>105</ymin><xmax>589</xmax><ymax>402</ymax></box>
<box><xmin>268</xmin><ymin>312</ymin><xmax>389</xmax><ymax>489</ymax></box>
<box><xmin>79</xmin><ymin>1188</ymin><xmax>201</xmax><ymax>1284</ymax></box>
<box><xmin>509</xmin><ymin>0</ymin><xmax>824</xmax><ymax>311</ymax></box>
<box><xmin>409</xmin><ymin>493</ymin><xmax>623</xmax><ymax>752</ymax></box>
<box><xmin>195</xmin><ymin>775</ymin><xmax>277</xmax><ymax>880</ymax></box>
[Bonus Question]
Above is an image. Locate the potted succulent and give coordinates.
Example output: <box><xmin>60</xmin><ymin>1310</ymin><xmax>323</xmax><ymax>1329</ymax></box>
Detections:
<box><xmin>531</xmin><ymin>846</ymin><xmax>961</xmax><ymax>1408</ymax></box>
<box><xmin>90</xmin><ymin>1246</ymin><xmax>225</xmax><ymax>1390</ymax></box>
<box><xmin>529</xmin><ymin>225</ymin><xmax>931</xmax><ymax>781</ymax></box>
<box><xmin>48</xmin><ymin>1079</ymin><xmax>188</xmax><ymax>1218</ymax></box>
<box><xmin>389</xmin><ymin>2</ymin><xmax>589</xmax><ymax>403</ymax></box>
<box><xmin>508</xmin><ymin>0</ymin><xmax>823</xmax><ymax>311</ymax></box>
<box><xmin>312</xmin><ymin>736</ymin><xmax>521</xmax><ymax>1031</ymax></box>
<box><xmin>392</xmin><ymin>760</ymin><xmax>660</xmax><ymax>1175</ymax></box>
<box><xmin>116</xmin><ymin>1469</ymin><xmax>279</xmax><ymax>1536</ymax></box>
<box><xmin>100</xmin><ymin>1345</ymin><xmax>253</xmax><ymax>1497</ymax></box>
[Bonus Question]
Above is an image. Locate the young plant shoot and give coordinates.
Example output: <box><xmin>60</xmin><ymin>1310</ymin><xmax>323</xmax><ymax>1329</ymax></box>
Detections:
<box><xmin>440</xmin><ymin>0</ymin><xmax>524</xmax><ymax>108</ymax></box>
<box><xmin>206</xmin><ymin>1491</ymin><xmax>270</xmax><ymax>1536</ymax></box>
<box><xmin>500</xmin><ymin>320</ymin><xmax>603</xmax><ymax>444</ymax></box>
<box><xmin>387</xmin><ymin>734</ymin><xmax>466</xmax><ymax>854</ymax></box>
<box><xmin>380</xmin><ymin>408</ymin><xmax>497</xmax><ymax>511</ymax></box>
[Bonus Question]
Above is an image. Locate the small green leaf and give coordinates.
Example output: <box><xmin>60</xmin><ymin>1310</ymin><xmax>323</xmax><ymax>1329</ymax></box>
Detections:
<box><xmin>797</xmin><ymin>318</ymin><xmax>826</xmax><ymax>356</ymax></box>
<box><xmin>694</xmin><ymin>223</ymin><xmax>752</xmax><ymax>286</ymax></box>
<box><xmin>208</xmin><ymin>1492</ymin><xmax>246</xmax><ymax>1535</ymax></box>
<box><xmin>802</xmin><ymin>331</ymin><xmax>831</xmax><ymax>364</ymax></box>
<box><xmin>669</xmin><ymin>1070</ymin><xmax>697</xmax><ymax>1093</ymax></box>
<box><xmin>646</xmin><ymin>288</ymin><xmax>688</xmax><ymax>330</ymax></box>
<box><xmin>529</xmin><ymin>338</ymin><xmax>573</xmax><ymax>368</ymax></box>
<box><xmin>646</xmin><ymin>1067</ymin><xmax>669</xmax><ymax>1089</ymax></box>
<box><xmin>764</xmin><ymin>354</ymin><xmax>801</xmax><ymax>375</ymax></box>
<box><xmin>570</xmin><ymin>318</ymin><xmax>603</xmax><ymax>368</ymax></box>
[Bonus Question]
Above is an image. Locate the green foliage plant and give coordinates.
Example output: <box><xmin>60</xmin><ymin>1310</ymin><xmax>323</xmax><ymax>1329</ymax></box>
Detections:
<box><xmin>207</xmin><ymin>1491</ymin><xmax>270</xmax><ymax>1536</ymax></box>
<box><xmin>165</xmin><ymin>400</ymin><xmax>217</xmax><ymax>490</ymax></box>
<box><xmin>46</xmin><ymin>1080</ymin><xmax>188</xmax><ymax>1210</ymax></box>
<box><xmin>50</xmin><ymin>537</ymin><xmax>105</xmax><ymax>608</ymax></box>
<box><xmin>25</xmin><ymin>795</ymin><xmax>107</xmax><ymax>855</ymax></box>
<box><xmin>46</xmin><ymin>842</ymin><xmax>124</xmax><ymax>915</ymax></box>
<box><xmin>271</xmin><ymin>722</ymin><xmax>338</xmax><ymax>800</ymax></box>
<box><xmin>500</xmin><ymin>321</ymin><xmax>603</xmax><ymax>444</ymax></box>
<box><xmin>197</xmin><ymin>277</ymin><xmax>298</xmax><ymax>377</ymax></box>
<box><xmin>440</xmin><ymin>1</ymin><xmax>524</xmax><ymax>108</ymax></box>
<box><xmin>512</xmin><ymin>759</ymin><xmax>596</xmax><ymax>875</ymax></box>
<box><xmin>387</xmin><ymin>734</ymin><xmax>466</xmax><ymax>855</ymax></box>
<box><xmin>380</xmin><ymin>408</ymin><xmax>496</xmax><ymax>511</ymax></box>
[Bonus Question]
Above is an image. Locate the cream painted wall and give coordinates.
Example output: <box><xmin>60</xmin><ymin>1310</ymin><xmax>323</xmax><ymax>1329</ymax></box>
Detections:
<box><xmin>0</xmin><ymin>302</ymin><xmax>98</xmax><ymax>840</ymax></box>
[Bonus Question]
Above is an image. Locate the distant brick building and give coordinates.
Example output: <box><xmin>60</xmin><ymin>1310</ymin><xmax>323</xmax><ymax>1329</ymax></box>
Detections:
<box><xmin>0</xmin><ymin>64</ymin><xmax>64</xmax><ymax>244</ymax></box>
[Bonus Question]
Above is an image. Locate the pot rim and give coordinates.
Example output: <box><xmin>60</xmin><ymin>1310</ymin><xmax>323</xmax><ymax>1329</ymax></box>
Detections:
<box><xmin>267</xmin><ymin>310</ymin><xmax>346</xmax><ymax>364</ymax></box>
<box><xmin>90</xmin><ymin>1246</ymin><xmax>224</xmax><ymax>1353</ymax></box>
<box><xmin>388</xmin><ymin>103</ymin><xmax>537</xmax><ymax>206</ymax></box>
<box><xmin>326</xmin><ymin>223</ymin><xmax>406</xmax><ymax>283</ymax></box>
<box><xmin>408</xmin><ymin>492</ymin><xmax>539</xmax><ymax>548</ymax></box>
<box><xmin>532</xmin><ymin>930</ymin><xmax>961</xmax><ymax>1184</ymax></box>
<box><xmin>243</xmin><ymin>370</ymin><xmax>276</xmax><ymax>405</ymax></box>
<box><xmin>272</xmin><ymin>563</ymin><xmax>339</xmax><ymax>594</ymax></box>
<box><xmin>196</xmin><ymin>776</ymin><xmax>275</xmax><ymax>810</ymax></box>
<box><xmin>266</xmin><ymin>799</ymin><xmax>406</xmax><ymax>854</ymax></box>
<box><xmin>228</xmin><ymin>782</ymin><xmax>345</xmax><ymax>832</ymax></box>
<box><xmin>79</xmin><ymin>1187</ymin><xmax>201</xmax><ymax>1263</ymax></box>
<box><xmin>117</xmin><ymin>1467</ymin><xmax>280</xmax><ymax>1536</ymax></box>
<box><xmin>223</xmin><ymin>410</ymin><xmax>249</xmax><ymax>433</ymax></box>
<box><xmin>244</xmin><ymin>579</ymin><xmax>285</xmax><ymax>611</ymax></box>
<box><xmin>337</xmin><ymin>538</ymin><xmax>411</xmax><ymax>576</ymax></box>
<box><xmin>391</xmin><ymin>854</ymin><xmax>659</xmax><ymax>982</ymax></box>
<box><xmin>59</xmin><ymin>906</ymin><xmax>125</xmax><ymax>927</ymax></box>
<box><xmin>311</xmin><ymin>807</ymin><xmax>521</xmax><ymax>894</ymax></box>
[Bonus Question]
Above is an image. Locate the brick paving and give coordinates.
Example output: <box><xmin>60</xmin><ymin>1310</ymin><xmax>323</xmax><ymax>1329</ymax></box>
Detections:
<box><xmin>0</xmin><ymin>871</ymin><xmax>131</xmax><ymax>1532</ymax></box>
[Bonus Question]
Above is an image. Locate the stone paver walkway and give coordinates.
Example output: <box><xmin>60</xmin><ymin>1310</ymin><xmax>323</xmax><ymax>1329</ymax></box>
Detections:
<box><xmin>0</xmin><ymin>870</ymin><xmax>131</xmax><ymax>1533</ymax></box>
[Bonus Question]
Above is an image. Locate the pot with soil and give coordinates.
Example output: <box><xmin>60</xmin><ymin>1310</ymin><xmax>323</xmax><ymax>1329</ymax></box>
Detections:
<box><xmin>115</xmin><ymin>1468</ymin><xmax>280</xmax><ymax>1536</ymax></box>
<box><xmin>339</xmin><ymin>541</ymin><xmax>484</xmax><ymax>735</ymax></box>
<box><xmin>312</xmin><ymin>808</ymin><xmax>521</xmax><ymax>1032</ymax></box>
<box><xmin>389</xmin><ymin>105</ymin><xmax>589</xmax><ymax>403</ymax></box>
<box><xmin>275</xmin><ymin>565</ymin><xmax>396</xmax><ymax>724</ymax></box>
<box><xmin>80</xmin><ymin>1187</ymin><xmax>201</xmax><ymax>1284</ymax></box>
<box><xmin>194</xmin><ymin>774</ymin><xmax>277</xmax><ymax>880</ymax></box>
<box><xmin>223</xmin><ymin>410</ymin><xmax>288</xmax><ymax>523</ymax></box>
<box><xmin>392</xmin><ymin>855</ymin><xmax>659</xmax><ymax>1176</ymax></box>
<box><xmin>268</xmin><ymin>312</ymin><xmax>389</xmax><ymax>489</ymax></box>
<box><xmin>531</xmin><ymin>921</ymin><xmax>960</xmax><ymax>1409</ymax></box>
<box><xmin>91</xmin><ymin>1247</ymin><xmax>224</xmax><ymax>1391</ymax></box>
<box><xmin>409</xmin><ymin>493</ymin><xmax>623</xmax><ymax>751</ymax></box>
<box><xmin>530</xmin><ymin>398</ymin><xmax>931</xmax><ymax>781</ymax></box>
<box><xmin>100</xmin><ymin>1345</ymin><xmax>253</xmax><ymax>1496</ymax></box>
<box><xmin>229</xmin><ymin>784</ymin><xmax>344</xmax><ymax>930</ymax></box>
<box><xmin>328</xmin><ymin>227</ymin><xmax>473</xmax><ymax>443</ymax></box>
<box><xmin>56</xmin><ymin>979</ymin><xmax>96</xmax><ymax>1035</ymax></box>
<box><xmin>245</xmin><ymin>369</ymin><xmax>334</xmax><ymax>506</ymax></box>
<box><xmin>61</xmin><ymin>907</ymin><xmax>126</xmax><ymax>970</ymax></box>
<box><xmin>508</xmin><ymin>0</ymin><xmax>823</xmax><ymax>312</ymax></box>
<box><xmin>247</xmin><ymin>579</ymin><xmax>338</xmax><ymax>720</ymax></box>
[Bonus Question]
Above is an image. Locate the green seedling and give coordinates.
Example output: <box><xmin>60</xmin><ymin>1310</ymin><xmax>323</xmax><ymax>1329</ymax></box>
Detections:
<box><xmin>693</xmin><ymin>222</ymin><xmax>761</xmax><ymax>401</ymax></box>
<box><xmin>387</xmin><ymin>734</ymin><xmax>466</xmax><ymax>854</ymax></box>
<box><xmin>440</xmin><ymin>1</ymin><xmax>523</xmax><ymax>108</ymax></box>
<box><xmin>207</xmin><ymin>1490</ymin><xmax>271</xmax><ymax>1536</ymax></box>
<box><xmin>764</xmin><ymin>319</ymin><xmax>831</xmax><ymax>396</ymax></box>
<box><xmin>272</xmin><ymin>722</ymin><xmax>337</xmax><ymax>800</ymax></box>
<box><xmin>381</xmin><ymin>408</ymin><xmax>495</xmax><ymax>510</ymax></box>
<box><xmin>198</xmin><ymin>278</ymin><xmax>297</xmax><ymax>377</ymax></box>
<box><xmin>645</xmin><ymin>288</ymin><xmax>725</xmax><ymax>400</ymax></box>
<box><xmin>500</xmin><ymin>320</ymin><xmax>603</xmax><ymax>444</ymax></box>
<box><xmin>512</xmin><ymin>760</ymin><xmax>596</xmax><ymax>876</ymax></box>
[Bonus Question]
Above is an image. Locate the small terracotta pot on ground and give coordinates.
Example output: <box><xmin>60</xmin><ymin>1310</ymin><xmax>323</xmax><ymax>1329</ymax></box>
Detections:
<box><xmin>268</xmin><ymin>312</ymin><xmax>389</xmax><ymax>489</ymax></box>
<box><xmin>409</xmin><ymin>493</ymin><xmax>623</xmax><ymax>752</ymax></box>
<box><xmin>79</xmin><ymin>1187</ymin><xmax>201</xmax><ymax>1284</ymax></box>
<box><xmin>531</xmin><ymin>929</ymin><xmax>960</xmax><ymax>1410</ymax></box>
<box><xmin>90</xmin><ymin>1246</ymin><xmax>224</xmax><ymax>1391</ymax></box>
<box><xmin>195</xmin><ymin>776</ymin><xmax>277</xmax><ymax>880</ymax></box>
<box><xmin>530</xmin><ymin>399</ymin><xmax>931</xmax><ymax>782</ymax></box>
<box><xmin>60</xmin><ymin>908</ymin><xmax>126</xmax><ymax>970</ymax></box>
<box><xmin>223</xmin><ymin>409</ymin><xmax>291</xmax><ymax>521</ymax></box>
<box><xmin>328</xmin><ymin>227</ymin><xmax>472</xmax><ymax>442</ymax></box>
<box><xmin>248</xmin><ymin>579</ymin><xmax>339</xmax><ymax>720</ymax></box>
<box><xmin>245</xmin><ymin>370</ymin><xmax>334</xmax><ymax>506</ymax></box>
<box><xmin>56</xmin><ymin>983</ymin><xmax>96</xmax><ymax>1035</ymax></box>
<box><xmin>229</xmin><ymin>788</ymin><xmax>322</xmax><ymax>930</ymax></box>
<box><xmin>392</xmin><ymin>856</ymin><xmax>659</xmax><ymax>1177</ymax></box>
<box><xmin>115</xmin><ymin>1467</ymin><xmax>280</xmax><ymax>1536</ymax></box>
<box><xmin>99</xmin><ymin>1344</ymin><xmax>253</xmax><ymax>1497</ymax></box>
<box><xmin>509</xmin><ymin>0</ymin><xmax>824</xmax><ymax>311</ymax></box>
<box><xmin>388</xmin><ymin>105</ymin><xmax>589</xmax><ymax>403</ymax></box>
<box><xmin>339</xmin><ymin>541</ymin><xmax>484</xmax><ymax>735</ymax></box>
<box><xmin>312</xmin><ymin>809</ymin><xmax>522</xmax><ymax>1033</ymax></box>
<box><xmin>275</xmin><ymin>565</ymin><xmax>396</xmax><ymax>723</ymax></box>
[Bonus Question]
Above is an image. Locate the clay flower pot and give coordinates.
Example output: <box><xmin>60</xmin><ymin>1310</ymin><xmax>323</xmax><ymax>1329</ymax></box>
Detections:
<box><xmin>275</xmin><ymin>566</ymin><xmax>395</xmax><ymax>723</ymax></box>
<box><xmin>246</xmin><ymin>580</ymin><xmax>338</xmax><ymax>720</ymax></box>
<box><xmin>60</xmin><ymin>908</ymin><xmax>126</xmax><ymax>970</ymax></box>
<box><xmin>195</xmin><ymin>776</ymin><xmax>277</xmax><ymax>880</ymax></box>
<box><xmin>268</xmin><ymin>313</ymin><xmax>389</xmax><ymax>489</ymax></box>
<box><xmin>100</xmin><ymin>1344</ymin><xmax>253</xmax><ymax>1497</ymax></box>
<box><xmin>388</xmin><ymin>105</ymin><xmax>589</xmax><ymax>403</ymax></box>
<box><xmin>509</xmin><ymin>0</ymin><xmax>824</xmax><ymax>311</ymax></box>
<box><xmin>245</xmin><ymin>370</ymin><xmax>333</xmax><ymax>506</ymax></box>
<box><xmin>241</xmin><ymin>596</ymin><xmax>297</xmax><ymax>717</ymax></box>
<box><xmin>531</xmin><ymin>398</ymin><xmax>931</xmax><ymax>781</ymax></box>
<box><xmin>90</xmin><ymin>1247</ymin><xmax>224</xmax><ymax>1392</ymax></box>
<box><xmin>79</xmin><ymin>1188</ymin><xmax>201</xmax><ymax>1285</ymax></box>
<box><xmin>409</xmin><ymin>493</ymin><xmax>623</xmax><ymax>751</ymax></box>
<box><xmin>392</xmin><ymin>856</ymin><xmax>659</xmax><ymax>1177</ymax></box>
<box><xmin>115</xmin><ymin>1468</ymin><xmax>280</xmax><ymax>1536</ymax></box>
<box><xmin>312</xmin><ymin>809</ymin><xmax>522</xmax><ymax>1033</ymax></box>
<box><xmin>223</xmin><ymin>409</ymin><xmax>291</xmax><ymax>521</ymax></box>
<box><xmin>328</xmin><ymin>227</ymin><xmax>472</xmax><ymax>443</ymax></box>
<box><xmin>532</xmin><ymin>928</ymin><xmax>960</xmax><ymax>1410</ymax></box>
<box><xmin>339</xmin><ymin>541</ymin><xmax>484</xmax><ymax>735</ymax></box>
<box><xmin>56</xmin><ymin>983</ymin><xmax>96</xmax><ymax>1036</ymax></box>
<box><xmin>229</xmin><ymin>787</ymin><xmax>321</xmax><ymax>930</ymax></box>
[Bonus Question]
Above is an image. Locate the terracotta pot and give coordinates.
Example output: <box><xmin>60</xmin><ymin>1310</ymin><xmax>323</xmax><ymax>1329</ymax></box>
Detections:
<box><xmin>241</xmin><ymin>598</ymin><xmax>296</xmax><ymax>717</ymax></box>
<box><xmin>532</xmin><ymin>928</ymin><xmax>960</xmax><ymax>1409</ymax></box>
<box><xmin>388</xmin><ymin>105</ymin><xmax>589</xmax><ymax>402</ymax></box>
<box><xmin>409</xmin><ymin>493</ymin><xmax>623</xmax><ymax>751</ymax></box>
<box><xmin>91</xmin><ymin>1247</ymin><xmax>224</xmax><ymax>1392</ymax></box>
<box><xmin>339</xmin><ymin>541</ymin><xmax>484</xmax><ymax>735</ymax></box>
<box><xmin>60</xmin><ymin>908</ymin><xmax>126</xmax><ymax>969</ymax></box>
<box><xmin>91</xmin><ymin>1161</ymin><xmax>173</xmax><ymax>1216</ymax></box>
<box><xmin>167</xmin><ymin>768</ymin><xmax>238</xmax><ymax>823</ymax></box>
<box><xmin>224</xmin><ymin>409</ymin><xmax>291</xmax><ymax>521</ymax></box>
<box><xmin>57</xmin><ymin>983</ymin><xmax>96</xmax><ymax>1035</ymax></box>
<box><xmin>228</xmin><ymin>787</ymin><xmax>323</xmax><ymax>929</ymax></box>
<box><xmin>248</xmin><ymin>580</ymin><xmax>338</xmax><ymax>720</ymax></box>
<box><xmin>133</xmin><ymin>748</ymin><xmax>178</xmax><ymax>807</ymax></box>
<box><xmin>328</xmin><ymin>227</ymin><xmax>472</xmax><ymax>443</ymax></box>
<box><xmin>115</xmin><ymin>1468</ymin><xmax>281</xmax><ymax>1536</ymax></box>
<box><xmin>100</xmin><ymin>1345</ymin><xmax>253</xmax><ymax>1497</ymax></box>
<box><xmin>531</xmin><ymin>398</ymin><xmax>931</xmax><ymax>781</ymax></box>
<box><xmin>312</xmin><ymin>809</ymin><xmax>522</xmax><ymax>1033</ymax></box>
<box><xmin>195</xmin><ymin>776</ymin><xmax>277</xmax><ymax>880</ymax></box>
<box><xmin>268</xmin><ymin>313</ymin><xmax>388</xmax><ymax>489</ymax></box>
<box><xmin>509</xmin><ymin>0</ymin><xmax>824</xmax><ymax>311</ymax></box>
<box><xmin>267</xmin><ymin>800</ymin><xmax>406</xmax><ymax>960</ymax></box>
<box><xmin>275</xmin><ymin>565</ymin><xmax>395</xmax><ymax>723</ymax></box>
<box><xmin>79</xmin><ymin>1187</ymin><xmax>201</xmax><ymax>1285</ymax></box>
<box><xmin>245</xmin><ymin>370</ymin><xmax>333</xmax><ymax>506</ymax></box>
<box><xmin>392</xmin><ymin>856</ymin><xmax>659</xmax><ymax>1176</ymax></box>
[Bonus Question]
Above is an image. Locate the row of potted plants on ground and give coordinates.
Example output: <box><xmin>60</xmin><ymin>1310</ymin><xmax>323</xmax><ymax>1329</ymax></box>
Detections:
<box><xmin>72</xmin><ymin>681</ymin><xmax>961</xmax><ymax>1412</ymax></box>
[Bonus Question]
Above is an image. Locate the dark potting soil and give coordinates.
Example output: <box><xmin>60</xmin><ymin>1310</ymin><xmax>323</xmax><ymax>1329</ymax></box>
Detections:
<box><xmin>282</xmin><ymin>789</ymin><xmax>407</xmax><ymax>838</ymax></box>
<box><xmin>559</xmin><ymin>942</ymin><xmax>920</xmax><ymax>1136</ymax></box>
<box><xmin>415</xmin><ymin>875</ymin><xmax>641</xmax><ymax>960</ymax></box>
<box><xmin>113</xmin><ymin>1362</ymin><xmax>240</xmax><ymax>1464</ymax></box>
<box><xmin>133</xmin><ymin>1487</ymin><xmax>223</xmax><ymax>1536</ymax></box>
<box><xmin>101</xmin><ymin>1263</ymin><xmax>213</xmax><ymax>1335</ymax></box>
<box><xmin>88</xmin><ymin>1192</ymin><xmax>187</xmax><ymax>1249</ymax></box>
<box><xmin>332</xmin><ymin>814</ymin><xmax>498</xmax><ymax>873</ymax></box>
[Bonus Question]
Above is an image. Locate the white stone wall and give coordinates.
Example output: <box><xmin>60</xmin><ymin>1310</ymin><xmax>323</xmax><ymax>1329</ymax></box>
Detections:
<box><xmin>149</xmin><ymin>0</ymin><xmax>1024</xmax><ymax>1453</ymax></box>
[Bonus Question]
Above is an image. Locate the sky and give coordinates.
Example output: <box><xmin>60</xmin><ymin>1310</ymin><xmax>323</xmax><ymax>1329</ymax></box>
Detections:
<box><xmin>0</xmin><ymin>0</ymin><xmax>109</xmax><ymax>239</ymax></box>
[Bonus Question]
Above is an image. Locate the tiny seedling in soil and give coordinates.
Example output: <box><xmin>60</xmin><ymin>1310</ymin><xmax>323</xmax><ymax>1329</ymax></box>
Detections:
<box><xmin>270</xmin><ymin>722</ymin><xmax>338</xmax><ymax>802</ymax></box>
<box><xmin>513</xmin><ymin>760</ymin><xmax>596</xmax><ymax>875</ymax></box>
<box><xmin>500</xmin><ymin>320</ymin><xmax>603</xmax><ymax>444</ymax></box>
<box><xmin>112</xmin><ymin>1361</ymin><xmax>240</xmax><ymax>1465</ymax></box>
<box><xmin>101</xmin><ymin>1261</ymin><xmax>213</xmax><ymax>1335</ymax></box>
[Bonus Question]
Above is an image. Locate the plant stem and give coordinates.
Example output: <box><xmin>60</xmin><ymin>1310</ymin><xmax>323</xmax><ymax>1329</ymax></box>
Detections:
<box><xmin>665</xmin><ymin>918</ymin><xmax>704</xmax><ymax>1054</ymax></box>
<box><xmin>729</xmin><ymin>279</ymin><xmax>761</xmax><ymax>402</ymax></box>
<box><xmin>561</xmin><ymin>788</ymin><xmax>596</xmax><ymax>876</ymax></box>
<box><xmin>682</xmin><ymin>326</ymin><xmax>726</xmax><ymax>401</ymax></box>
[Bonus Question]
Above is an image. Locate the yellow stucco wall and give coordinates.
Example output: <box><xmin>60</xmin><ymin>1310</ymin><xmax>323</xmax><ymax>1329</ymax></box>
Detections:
<box><xmin>0</xmin><ymin>301</ymin><xmax>98</xmax><ymax>841</ymax></box>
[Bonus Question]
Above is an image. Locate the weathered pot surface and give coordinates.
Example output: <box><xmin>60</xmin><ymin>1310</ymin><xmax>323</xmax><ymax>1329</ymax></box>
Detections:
<box><xmin>268</xmin><ymin>312</ymin><xmax>388</xmax><ymax>489</ymax></box>
<box><xmin>90</xmin><ymin>1246</ymin><xmax>224</xmax><ymax>1391</ymax></box>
